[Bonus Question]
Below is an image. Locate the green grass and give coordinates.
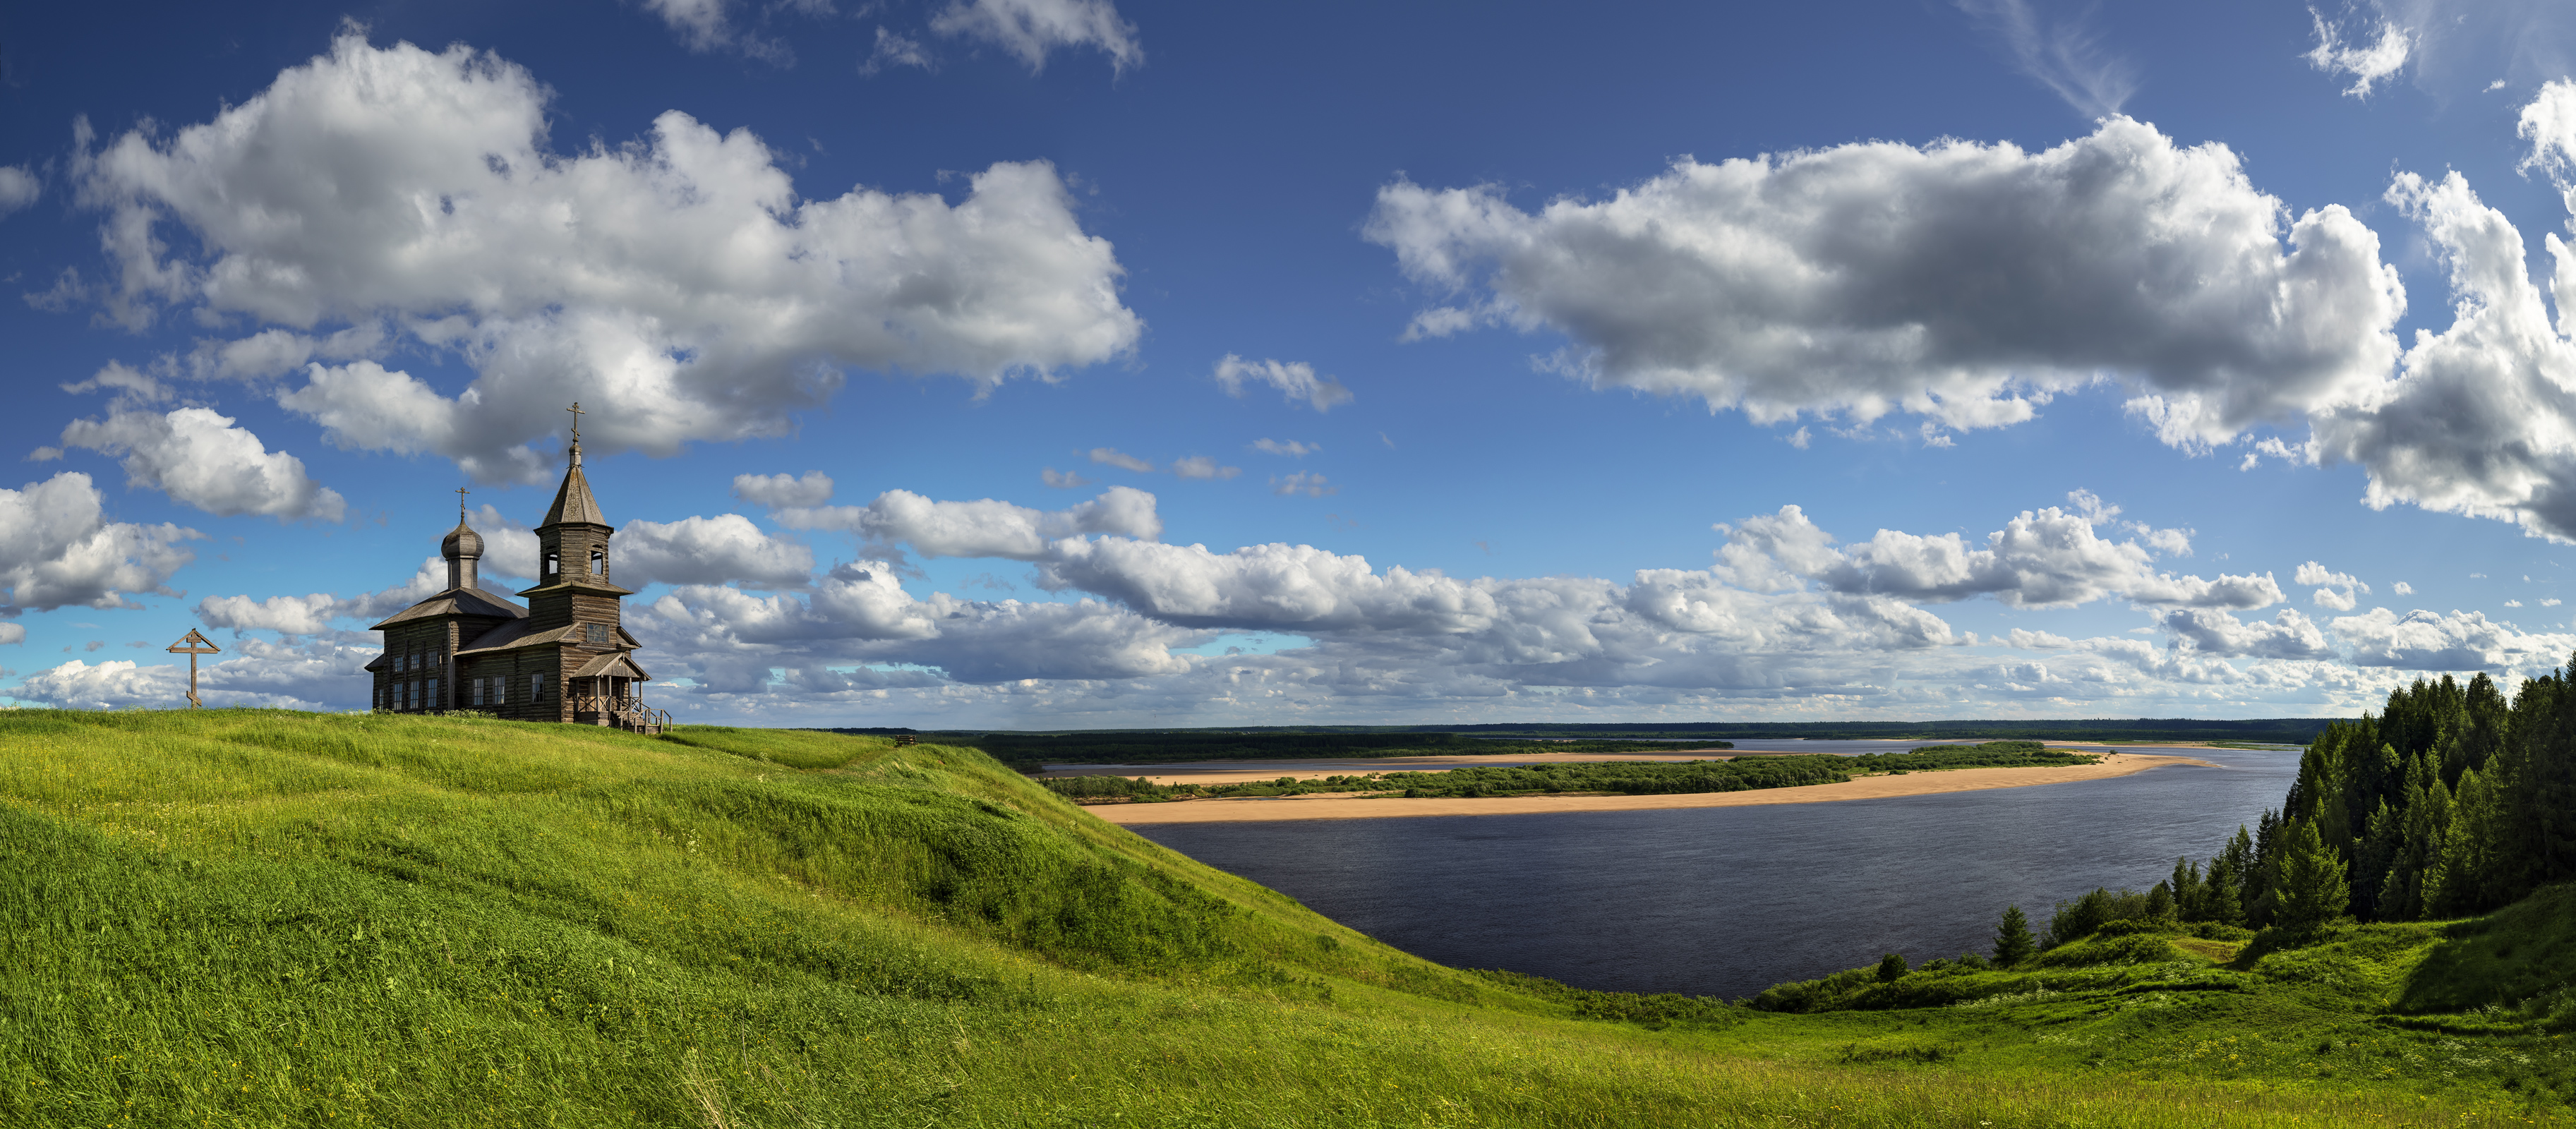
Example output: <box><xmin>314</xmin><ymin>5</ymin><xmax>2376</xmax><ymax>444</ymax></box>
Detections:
<box><xmin>0</xmin><ymin>708</ymin><xmax>2563</xmax><ymax>1127</ymax></box>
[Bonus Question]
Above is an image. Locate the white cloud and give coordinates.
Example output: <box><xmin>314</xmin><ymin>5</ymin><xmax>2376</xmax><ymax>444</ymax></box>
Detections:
<box><xmin>639</xmin><ymin>0</ymin><xmax>795</xmax><ymax>64</ymax></box>
<box><xmin>1271</xmin><ymin>471</ymin><xmax>1335</xmax><ymax>497</ymax></box>
<box><xmin>195</xmin><ymin>592</ymin><xmax>344</xmax><ymax>636</ymax></box>
<box><xmin>75</xmin><ymin>35</ymin><xmax>1140</xmax><ymax>483</ymax></box>
<box><xmin>731</xmin><ymin>471</ymin><xmax>835</xmax><ymax>509</ymax></box>
<box><xmin>2333</xmin><ymin>607</ymin><xmax>2576</xmax><ymax>670</ymax></box>
<box><xmin>614</xmin><ymin>514</ymin><xmax>814</xmax><ymax>588</ymax></box>
<box><xmin>12</xmin><ymin>636</ymin><xmax>375</xmax><ymax>710</ymax></box>
<box><xmin>1720</xmin><ymin>500</ymin><xmax>2270</xmax><ymax>611</ymax></box>
<box><xmin>1954</xmin><ymin>0</ymin><xmax>2138</xmax><ymax>118</ymax></box>
<box><xmin>929</xmin><ymin>0</ymin><xmax>1142</xmax><ymax>75</ymax></box>
<box><xmin>1086</xmin><ymin>447</ymin><xmax>1155</xmax><ymax>473</ymax></box>
<box><xmin>58</xmin><ymin>407</ymin><xmax>346</xmax><ymax>521</ymax></box>
<box><xmin>2306</xmin><ymin>160</ymin><xmax>2576</xmax><ymax>540</ymax></box>
<box><xmin>862</xmin><ymin>27</ymin><xmax>936</xmax><ymax>74</ymax></box>
<box><xmin>1041</xmin><ymin>467</ymin><xmax>1093</xmax><ymax>488</ymax></box>
<box><xmin>1252</xmin><ymin>438</ymin><xmax>1318</xmax><ymax>457</ymax></box>
<box><xmin>2393</xmin><ymin>580</ymin><xmax>2414</xmax><ymax>595</ymax></box>
<box><xmin>1785</xmin><ymin>427</ymin><xmax>1812</xmax><ymax>449</ymax></box>
<box><xmin>775</xmin><ymin>486</ymin><xmax>1162</xmax><ymax>560</ymax></box>
<box><xmin>2306</xmin><ymin>8</ymin><xmax>2413</xmax><ymax>97</ymax></box>
<box><xmin>2507</xmin><ymin>599</ymin><xmax>2525</xmax><ymax>608</ymax></box>
<box><xmin>1213</xmin><ymin>355</ymin><xmax>1354</xmax><ymax>412</ymax></box>
<box><xmin>0</xmin><ymin>472</ymin><xmax>200</xmax><ymax>614</ymax></box>
<box><xmin>649</xmin><ymin>561</ymin><xmax>1195</xmax><ymax>683</ymax></box>
<box><xmin>1367</xmin><ymin>118</ymin><xmax>2402</xmax><ymax>446</ymax></box>
<box><xmin>2546</xmin><ymin>598</ymin><xmax>2564</xmax><ymax>607</ymax></box>
<box><xmin>1171</xmin><ymin>456</ymin><xmax>1240</xmax><ymax>481</ymax></box>
<box><xmin>2157</xmin><ymin>606</ymin><xmax>2333</xmax><ymax>659</ymax></box>
<box><xmin>0</xmin><ymin>165</ymin><xmax>38</xmax><ymax>219</ymax></box>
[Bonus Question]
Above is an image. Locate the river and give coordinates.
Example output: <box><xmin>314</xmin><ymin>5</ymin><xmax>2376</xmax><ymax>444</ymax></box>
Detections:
<box><xmin>1129</xmin><ymin>742</ymin><xmax>2299</xmax><ymax>1001</ymax></box>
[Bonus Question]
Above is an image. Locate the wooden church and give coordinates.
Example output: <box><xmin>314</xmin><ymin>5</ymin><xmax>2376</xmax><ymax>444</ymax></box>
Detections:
<box><xmin>366</xmin><ymin>407</ymin><xmax>668</xmax><ymax>732</ymax></box>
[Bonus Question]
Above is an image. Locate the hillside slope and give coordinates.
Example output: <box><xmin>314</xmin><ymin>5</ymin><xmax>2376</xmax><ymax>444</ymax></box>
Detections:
<box><xmin>0</xmin><ymin>710</ymin><xmax>2559</xmax><ymax>1127</ymax></box>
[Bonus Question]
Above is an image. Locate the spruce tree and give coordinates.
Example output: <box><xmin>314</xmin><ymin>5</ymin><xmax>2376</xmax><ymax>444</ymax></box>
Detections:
<box><xmin>1993</xmin><ymin>905</ymin><xmax>2035</xmax><ymax>967</ymax></box>
<box><xmin>2169</xmin><ymin>857</ymin><xmax>2203</xmax><ymax>921</ymax></box>
<box><xmin>2275</xmin><ymin>819</ymin><xmax>2351</xmax><ymax>934</ymax></box>
<box><xmin>2145</xmin><ymin>881</ymin><xmax>2174</xmax><ymax>921</ymax></box>
<box><xmin>1876</xmin><ymin>952</ymin><xmax>1908</xmax><ymax>983</ymax></box>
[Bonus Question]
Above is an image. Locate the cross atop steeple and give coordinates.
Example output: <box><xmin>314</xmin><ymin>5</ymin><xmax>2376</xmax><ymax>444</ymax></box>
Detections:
<box><xmin>455</xmin><ymin>485</ymin><xmax>470</xmax><ymax>520</ymax></box>
<box><xmin>567</xmin><ymin>401</ymin><xmax>584</xmax><ymax>445</ymax></box>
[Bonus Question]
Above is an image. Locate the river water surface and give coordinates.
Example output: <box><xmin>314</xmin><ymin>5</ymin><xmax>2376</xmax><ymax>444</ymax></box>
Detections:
<box><xmin>1130</xmin><ymin>744</ymin><xmax>2298</xmax><ymax>1001</ymax></box>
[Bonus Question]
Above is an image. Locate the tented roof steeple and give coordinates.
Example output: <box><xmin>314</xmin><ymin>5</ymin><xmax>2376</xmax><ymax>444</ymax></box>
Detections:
<box><xmin>541</xmin><ymin>402</ymin><xmax>609</xmax><ymax>529</ymax></box>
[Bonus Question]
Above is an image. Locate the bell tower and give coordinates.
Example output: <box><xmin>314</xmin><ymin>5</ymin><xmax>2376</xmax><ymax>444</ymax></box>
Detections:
<box><xmin>519</xmin><ymin>402</ymin><xmax>632</xmax><ymax>634</ymax></box>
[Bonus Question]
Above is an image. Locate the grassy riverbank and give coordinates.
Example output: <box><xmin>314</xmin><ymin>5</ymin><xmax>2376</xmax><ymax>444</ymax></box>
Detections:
<box><xmin>0</xmin><ymin>709</ymin><xmax>2560</xmax><ymax>1126</ymax></box>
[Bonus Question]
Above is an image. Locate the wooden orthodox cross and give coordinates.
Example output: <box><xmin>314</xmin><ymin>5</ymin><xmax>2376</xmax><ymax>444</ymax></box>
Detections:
<box><xmin>567</xmin><ymin>401</ymin><xmax>583</xmax><ymax>443</ymax></box>
<box><xmin>166</xmin><ymin>629</ymin><xmax>219</xmax><ymax>708</ymax></box>
<box><xmin>456</xmin><ymin>485</ymin><xmax>469</xmax><ymax>518</ymax></box>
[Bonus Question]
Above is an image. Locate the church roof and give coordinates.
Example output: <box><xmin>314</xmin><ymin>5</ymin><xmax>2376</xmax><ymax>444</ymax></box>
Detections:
<box><xmin>368</xmin><ymin>586</ymin><xmax>529</xmax><ymax>632</ymax></box>
<box><xmin>541</xmin><ymin>447</ymin><xmax>610</xmax><ymax>528</ymax></box>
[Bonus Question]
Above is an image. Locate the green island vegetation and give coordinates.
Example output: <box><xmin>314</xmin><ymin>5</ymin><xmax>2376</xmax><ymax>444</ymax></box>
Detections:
<box><xmin>1</xmin><ymin>708</ymin><xmax>2565</xmax><ymax>1125</ymax></box>
<box><xmin>1042</xmin><ymin>739</ymin><xmax>2100</xmax><ymax>804</ymax></box>
<box><xmin>820</xmin><ymin>729</ymin><xmax>1729</xmax><ymax>774</ymax></box>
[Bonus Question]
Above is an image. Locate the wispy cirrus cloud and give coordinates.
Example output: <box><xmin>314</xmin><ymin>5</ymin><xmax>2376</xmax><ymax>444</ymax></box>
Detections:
<box><xmin>1954</xmin><ymin>0</ymin><xmax>2139</xmax><ymax>118</ymax></box>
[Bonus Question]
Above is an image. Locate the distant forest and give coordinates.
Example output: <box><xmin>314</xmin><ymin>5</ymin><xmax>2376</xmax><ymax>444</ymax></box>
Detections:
<box><xmin>812</xmin><ymin>716</ymin><xmax>2339</xmax><ymax>769</ymax></box>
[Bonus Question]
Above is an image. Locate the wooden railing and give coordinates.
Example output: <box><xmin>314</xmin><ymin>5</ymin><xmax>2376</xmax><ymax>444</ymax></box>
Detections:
<box><xmin>572</xmin><ymin>694</ymin><xmax>673</xmax><ymax>735</ymax></box>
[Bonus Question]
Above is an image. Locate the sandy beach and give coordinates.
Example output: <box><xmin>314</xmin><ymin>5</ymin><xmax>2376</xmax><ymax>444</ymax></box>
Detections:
<box><xmin>1085</xmin><ymin>751</ymin><xmax>2217</xmax><ymax>825</ymax></box>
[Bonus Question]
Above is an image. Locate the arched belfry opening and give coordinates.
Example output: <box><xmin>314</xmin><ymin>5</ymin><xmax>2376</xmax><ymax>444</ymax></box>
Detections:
<box><xmin>365</xmin><ymin>402</ymin><xmax>667</xmax><ymax>732</ymax></box>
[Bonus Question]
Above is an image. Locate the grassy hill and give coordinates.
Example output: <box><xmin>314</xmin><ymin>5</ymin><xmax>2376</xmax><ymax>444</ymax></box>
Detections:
<box><xmin>0</xmin><ymin>709</ymin><xmax>2563</xmax><ymax>1127</ymax></box>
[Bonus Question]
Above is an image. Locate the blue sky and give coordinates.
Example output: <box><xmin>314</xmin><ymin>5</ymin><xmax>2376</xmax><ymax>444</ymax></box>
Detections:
<box><xmin>7</xmin><ymin>0</ymin><xmax>2576</xmax><ymax>726</ymax></box>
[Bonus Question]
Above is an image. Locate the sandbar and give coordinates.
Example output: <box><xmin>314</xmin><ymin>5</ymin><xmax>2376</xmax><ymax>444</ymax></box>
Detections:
<box><xmin>1085</xmin><ymin>751</ymin><xmax>2216</xmax><ymax>825</ymax></box>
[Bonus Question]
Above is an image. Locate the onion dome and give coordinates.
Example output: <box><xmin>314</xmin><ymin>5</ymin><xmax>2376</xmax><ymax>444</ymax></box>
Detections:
<box><xmin>443</xmin><ymin>519</ymin><xmax>485</xmax><ymax>560</ymax></box>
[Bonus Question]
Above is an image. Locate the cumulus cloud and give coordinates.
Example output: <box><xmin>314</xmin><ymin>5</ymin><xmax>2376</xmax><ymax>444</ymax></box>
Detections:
<box><xmin>0</xmin><ymin>472</ymin><xmax>200</xmax><ymax>615</ymax></box>
<box><xmin>2333</xmin><ymin>607</ymin><xmax>2576</xmax><ymax>670</ymax></box>
<box><xmin>1954</xmin><ymin>0</ymin><xmax>2138</xmax><ymax>118</ymax></box>
<box><xmin>2393</xmin><ymin>580</ymin><xmax>2414</xmax><ymax>595</ymax></box>
<box><xmin>929</xmin><ymin>0</ymin><xmax>1142</xmax><ymax>75</ymax></box>
<box><xmin>732</xmin><ymin>471</ymin><xmax>835</xmax><ymax>509</ymax></box>
<box><xmin>650</xmin><ymin>561</ymin><xmax>1196</xmax><ymax>683</ymax></box>
<box><xmin>1367</xmin><ymin>117</ymin><xmax>2402</xmax><ymax>446</ymax></box>
<box><xmin>774</xmin><ymin>486</ymin><xmax>1162</xmax><ymax>560</ymax></box>
<box><xmin>74</xmin><ymin>35</ymin><xmax>1140</xmax><ymax>483</ymax></box>
<box><xmin>1213</xmin><ymin>355</ymin><xmax>1354</xmax><ymax>412</ymax></box>
<box><xmin>57</xmin><ymin>407</ymin><xmax>346</xmax><ymax>521</ymax></box>
<box><xmin>615</xmin><ymin>514</ymin><xmax>814</xmax><ymax>588</ymax></box>
<box><xmin>1718</xmin><ymin>497</ymin><xmax>2274</xmax><ymax>611</ymax></box>
<box><xmin>2306</xmin><ymin>160</ymin><xmax>2576</xmax><ymax>540</ymax></box>
<box><xmin>2157</xmin><ymin>606</ymin><xmax>2333</xmax><ymax>659</ymax></box>
<box><xmin>0</xmin><ymin>165</ymin><xmax>37</xmax><ymax>219</ymax></box>
<box><xmin>1252</xmin><ymin>438</ymin><xmax>1318</xmax><ymax>457</ymax></box>
<box><xmin>11</xmin><ymin>636</ymin><xmax>375</xmax><ymax>710</ymax></box>
<box><xmin>1040</xmin><ymin>467</ymin><xmax>1093</xmax><ymax>488</ymax></box>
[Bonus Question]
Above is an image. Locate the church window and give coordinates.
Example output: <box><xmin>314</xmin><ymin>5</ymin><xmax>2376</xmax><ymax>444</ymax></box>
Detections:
<box><xmin>428</xmin><ymin>678</ymin><xmax>439</xmax><ymax>707</ymax></box>
<box><xmin>546</xmin><ymin>551</ymin><xmax>560</xmax><ymax>576</ymax></box>
<box><xmin>531</xmin><ymin>673</ymin><xmax>545</xmax><ymax>701</ymax></box>
<box><xmin>589</xmin><ymin>549</ymin><xmax>606</xmax><ymax>576</ymax></box>
<box><xmin>471</xmin><ymin>678</ymin><xmax>483</xmax><ymax>706</ymax></box>
<box><xmin>494</xmin><ymin>677</ymin><xmax>506</xmax><ymax>705</ymax></box>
